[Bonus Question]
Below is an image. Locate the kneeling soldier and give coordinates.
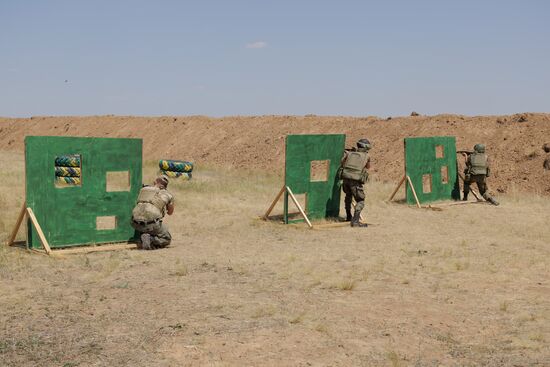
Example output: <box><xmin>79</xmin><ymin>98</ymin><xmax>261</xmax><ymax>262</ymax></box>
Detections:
<box><xmin>463</xmin><ymin>144</ymin><xmax>499</xmax><ymax>206</ymax></box>
<box><xmin>340</xmin><ymin>138</ymin><xmax>371</xmax><ymax>227</ymax></box>
<box><xmin>131</xmin><ymin>174</ymin><xmax>175</xmax><ymax>249</ymax></box>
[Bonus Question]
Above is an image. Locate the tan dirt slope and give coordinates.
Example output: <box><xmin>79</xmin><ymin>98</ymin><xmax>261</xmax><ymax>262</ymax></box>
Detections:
<box><xmin>1</xmin><ymin>113</ymin><xmax>549</xmax><ymax>194</ymax></box>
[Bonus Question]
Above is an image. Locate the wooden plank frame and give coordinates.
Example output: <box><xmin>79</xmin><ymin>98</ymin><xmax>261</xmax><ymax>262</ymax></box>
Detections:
<box><xmin>6</xmin><ymin>202</ymin><xmax>137</xmax><ymax>255</ymax></box>
<box><xmin>262</xmin><ymin>185</ymin><xmax>313</xmax><ymax>229</ymax></box>
<box><xmin>406</xmin><ymin>176</ymin><xmax>422</xmax><ymax>208</ymax></box>
<box><xmin>388</xmin><ymin>173</ymin><xmax>485</xmax><ymax>209</ymax></box>
<box><xmin>386</xmin><ymin>175</ymin><xmax>424</xmax><ymax>208</ymax></box>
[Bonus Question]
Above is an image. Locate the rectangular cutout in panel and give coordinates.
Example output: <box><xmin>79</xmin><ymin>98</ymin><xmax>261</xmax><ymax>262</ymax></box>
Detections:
<box><xmin>435</xmin><ymin>145</ymin><xmax>444</xmax><ymax>158</ymax></box>
<box><xmin>422</xmin><ymin>174</ymin><xmax>432</xmax><ymax>193</ymax></box>
<box><xmin>441</xmin><ymin>166</ymin><xmax>449</xmax><ymax>184</ymax></box>
<box><xmin>106</xmin><ymin>171</ymin><xmax>130</xmax><ymax>192</ymax></box>
<box><xmin>96</xmin><ymin>216</ymin><xmax>117</xmax><ymax>230</ymax></box>
<box><xmin>310</xmin><ymin>160</ymin><xmax>329</xmax><ymax>182</ymax></box>
<box><xmin>54</xmin><ymin>154</ymin><xmax>82</xmax><ymax>188</ymax></box>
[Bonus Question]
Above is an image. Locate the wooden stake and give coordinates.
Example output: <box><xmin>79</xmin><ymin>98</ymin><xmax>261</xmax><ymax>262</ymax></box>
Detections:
<box><xmin>388</xmin><ymin>175</ymin><xmax>406</xmax><ymax>201</ymax></box>
<box><xmin>7</xmin><ymin>202</ymin><xmax>27</xmax><ymax>246</ymax></box>
<box><xmin>286</xmin><ymin>186</ymin><xmax>313</xmax><ymax>229</ymax></box>
<box><xmin>26</xmin><ymin>207</ymin><xmax>52</xmax><ymax>254</ymax></box>
<box><xmin>263</xmin><ymin>185</ymin><xmax>286</xmax><ymax>220</ymax></box>
<box><xmin>406</xmin><ymin>176</ymin><xmax>422</xmax><ymax>208</ymax></box>
<box><xmin>50</xmin><ymin>243</ymin><xmax>138</xmax><ymax>256</ymax></box>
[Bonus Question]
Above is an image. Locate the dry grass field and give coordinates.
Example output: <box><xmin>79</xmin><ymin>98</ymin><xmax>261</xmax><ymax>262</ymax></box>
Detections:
<box><xmin>1</xmin><ymin>151</ymin><xmax>549</xmax><ymax>366</ymax></box>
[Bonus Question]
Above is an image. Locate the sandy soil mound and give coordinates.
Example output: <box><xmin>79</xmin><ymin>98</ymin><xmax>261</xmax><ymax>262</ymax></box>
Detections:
<box><xmin>1</xmin><ymin>113</ymin><xmax>549</xmax><ymax>195</ymax></box>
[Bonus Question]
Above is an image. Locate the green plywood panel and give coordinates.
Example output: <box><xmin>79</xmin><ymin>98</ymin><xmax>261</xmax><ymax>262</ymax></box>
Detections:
<box><xmin>284</xmin><ymin>134</ymin><xmax>345</xmax><ymax>222</ymax></box>
<box><xmin>404</xmin><ymin>136</ymin><xmax>460</xmax><ymax>205</ymax></box>
<box><xmin>25</xmin><ymin>136</ymin><xmax>142</xmax><ymax>248</ymax></box>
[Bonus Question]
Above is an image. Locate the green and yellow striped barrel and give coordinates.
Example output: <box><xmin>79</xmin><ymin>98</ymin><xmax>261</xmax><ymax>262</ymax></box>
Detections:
<box><xmin>55</xmin><ymin>155</ymin><xmax>81</xmax><ymax>167</ymax></box>
<box><xmin>160</xmin><ymin>170</ymin><xmax>192</xmax><ymax>181</ymax></box>
<box><xmin>55</xmin><ymin>176</ymin><xmax>81</xmax><ymax>186</ymax></box>
<box><xmin>159</xmin><ymin>159</ymin><xmax>193</xmax><ymax>173</ymax></box>
<box><xmin>55</xmin><ymin>166</ymin><xmax>81</xmax><ymax>177</ymax></box>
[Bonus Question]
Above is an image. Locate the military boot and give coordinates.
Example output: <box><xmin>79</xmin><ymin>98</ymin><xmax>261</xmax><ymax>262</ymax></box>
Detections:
<box><xmin>487</xmin><ymin>196</ymin><xmax>500</xmax><ymax>206</ymax></box>
<box><xmin>350</xmin><ymin>211</ymin><xmax>368</xmax><ymax>228</ymax></box>
<box><xmin>345</xmin><ymin>209</ymin><xmax>352</xmax><ymax>222</ymax></box>
<box><xmin>462</xmin><ymin>192</ymin><xmax>469</xmax><ymax>201</ymax></box>
<box><xmin>140</xmin><ymin>233</ymin><xmax>152</xmax><ymax>250</ymax></box>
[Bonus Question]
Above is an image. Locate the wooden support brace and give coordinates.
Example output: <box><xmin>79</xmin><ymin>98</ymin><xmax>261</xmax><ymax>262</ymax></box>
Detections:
<box><xmin>286</xmin><ymin>186</ymin><xmax>313</xmax><ymax>229</ymax></box>
<box><xmin>263</xmin><ymin>185</ymin><xmax>286</xmax><ymax>220</ymax></box>
<box><xmin>388</xmin><ymin>175</ymin><xmax>406</xmax><ymax>202</ymax></box>
<box><xmin>26</xmin><ymin>207</ymin><xmax>52</xmax><ymax>254</ymax></box>
<box><xmin>7</xmin><ymin>202</ymin><xmax>27</xmax><ymax>247</ymax></box>
<box><xmin>50</xmin><ymin>243</ymin><xmax>138</xmax><ymax>256</ymax></box>
<box><xmin>406</xmin><ymin>176</ymin><xmax>422</xmax><ymax>209</ymax></box>
<box><xmin>8</xmin><ymin>202</ymin><xmax>137</xmax><ymax>256</ymax></box>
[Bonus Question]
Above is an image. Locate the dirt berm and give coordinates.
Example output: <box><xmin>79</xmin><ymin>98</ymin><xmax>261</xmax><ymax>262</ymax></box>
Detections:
<box><xmin>1</xmin><ymin>113</ymin><xmax>549</xmax><ymax>195</ymax></box>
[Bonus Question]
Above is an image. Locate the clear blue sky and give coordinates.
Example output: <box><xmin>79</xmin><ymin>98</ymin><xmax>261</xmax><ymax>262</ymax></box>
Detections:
<box><xmin>1</xmin><ymin>0</ymin><xmax>548</xmax><ymax>117</ymax></box>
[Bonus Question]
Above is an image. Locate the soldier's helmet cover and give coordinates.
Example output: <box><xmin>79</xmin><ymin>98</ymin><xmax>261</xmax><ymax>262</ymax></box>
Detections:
<box><xmin>356</xmin><ymin>138</ymin><xmax>372</xmax><ymax>150</ymax></box>
<box><xmin>474</xmin><ymin>144</ymin><xmax>486</xmax><ymax>153</ymax></box>
<box><xmin>156</xmin><ymin>174</ymin><xmax>169</xmax><ymax>188</ymax></box>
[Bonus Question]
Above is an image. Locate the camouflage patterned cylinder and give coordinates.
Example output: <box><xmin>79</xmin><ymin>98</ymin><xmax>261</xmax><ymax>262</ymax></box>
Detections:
<box><xmin>55</xmin><ymin>166</ymin><xmax>81</xmax><ymax>177</ymax></box>
<box><xmin>160</xmin><ymin>170</ymin><xmax>192</xmax><ymax>181</ymax></box>
<box><xmin>55</xmin><ymin>176</ymin><xmax>81</xmax><ymax>185</ymax></box>
<box><xmin>55</xmin><ymin>155</ymin><xmax>81</xmax><ymax>167</ymax></box>
<box><xmin>159</xmin><ymin>159</ymin><xmax>193</xmax><ymax>173</ymax></box>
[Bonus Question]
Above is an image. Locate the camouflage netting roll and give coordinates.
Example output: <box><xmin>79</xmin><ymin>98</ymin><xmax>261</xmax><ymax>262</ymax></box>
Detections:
<box><xmin>55</xmin><ymin>155</ymin><xmax>81</xmax><ymax>167</ymax></box>
<box><xmin>55</xmin><ymin>166</ymin><xmax>81</xmax><ymax>177</ymax></box>
<box><xmin>160</xmin><ymin>170</ymin><xmax>192</xmax><ymax>181</ymax></box>
<box><xmin>159</xmin><ymin>159</ymin><xmax>193</xmax><ymax>173</ymax></box>
<box><xmin>56</xmin><ymin>176</ymin><xmax>81</xmax><ymax>185</ymax></box>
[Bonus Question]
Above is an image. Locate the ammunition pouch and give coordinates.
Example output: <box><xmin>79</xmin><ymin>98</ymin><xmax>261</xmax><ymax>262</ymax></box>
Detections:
<box><xmin>336</xmin><ymin>166</ymin><xmax>344</xmax><ymax>181</ymax></box>
<box><xmin>360</xmin><ymin>169</ymin><xmax>369</xmax><ymax>184</ymax></box>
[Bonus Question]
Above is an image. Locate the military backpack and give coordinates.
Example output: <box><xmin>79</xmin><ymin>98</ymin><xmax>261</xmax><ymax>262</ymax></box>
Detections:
<box><xmin>341</xmin><ymin>151</ymin><xmax>369</xmax><ymax>183</ymax></box>
<box><xmin>132</xmin><ymin>186</ymin><xmax>166</xmax><ymax>222</ymax></box>
<box><xmin>469</xmin><ymin>153</ymin><xmax>488</xmax><ymax>175</ymax></box>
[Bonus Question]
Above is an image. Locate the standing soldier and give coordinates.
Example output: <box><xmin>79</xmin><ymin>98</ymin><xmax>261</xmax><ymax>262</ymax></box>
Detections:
<box><xmin>463</xmin><ymin>144</ymin><xmax>499</xmax><ymax>206</ymax></box>
<box><xmin>131</xmin><ymin>174</ymin><xmax>175</xmax><ymax>250</ymax></box>
<box><xmin>340</xmin><ymin>138</ymin><xmax>371</xmax><ymax>227</ymax></box>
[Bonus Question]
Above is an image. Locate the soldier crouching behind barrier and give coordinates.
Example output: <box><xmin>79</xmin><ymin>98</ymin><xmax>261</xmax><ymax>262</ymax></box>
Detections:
<box><xmin>463</xmin><ymin>144</ymin><xmax>499</xmax><ymax>206</ymax></box>
<box><xmin>339</xmin><ymin>138</ymin><xmax>372</xmax><ymax>227</ymax></box>
<box><xmin>131</xmin><ymin>174</ymin><xmax>175</xmax><ymax>250</ymax></box>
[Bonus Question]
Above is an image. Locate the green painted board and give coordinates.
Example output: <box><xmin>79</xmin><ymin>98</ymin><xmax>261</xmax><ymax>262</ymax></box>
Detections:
<box><xmin>404</xmin><ymin>136</ymin><xmax>460</xmax><ymax>204</ymax></box>
<box><xmin>284</xmin><ymin>134</ymin><xmax>345</xmax><ymax>222</ymax></box>
<box><xmin>25</xmin><ymin>136</ymin><xmax>142</xmax><ymax>248</ymax></box>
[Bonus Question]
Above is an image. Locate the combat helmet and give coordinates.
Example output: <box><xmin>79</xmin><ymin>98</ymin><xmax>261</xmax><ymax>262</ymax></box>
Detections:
<box><xmin>473</xmin><ymin>144</ymin><xmax>485</xmax><ymax>153</ymax></box>
<box><xmin>156</xmin><ymin>174</ymin><xmax>169</xmax><ymax>188</ymax></box>
<box><xmin>356</xmin><ymin>138</ymin><xmax>372</xmax><ymax>151</ymax></box>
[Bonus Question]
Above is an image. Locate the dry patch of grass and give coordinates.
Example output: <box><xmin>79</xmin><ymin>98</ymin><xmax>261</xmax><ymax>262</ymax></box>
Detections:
<box><xmin>1</xmin><ymin>152</ymin><xmax>549</xmax><ymax>366</ymax></box>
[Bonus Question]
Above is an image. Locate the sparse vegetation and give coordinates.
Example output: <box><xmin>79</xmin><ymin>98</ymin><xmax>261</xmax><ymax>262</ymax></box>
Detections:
<box><xmin>1</xmin><ymin>152</ymin><xmax>549</xmax><ymax>365</ymax></box>
<box><xmin>500</xmin><ymin>301</ymin><xmax>510</xmax><ymax>312</ymax></box>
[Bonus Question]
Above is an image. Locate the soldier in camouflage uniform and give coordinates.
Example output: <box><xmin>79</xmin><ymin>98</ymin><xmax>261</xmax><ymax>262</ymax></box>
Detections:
<box><xmin>131</xmin><ymin>174</ymin><xmax>175</xmax><ymax>250</ymax></box>
<box><xmin>463</xmin><ymin>144</ymin><xmax>499</xmax><ymax>206</ymax></box>
<box><xmin>340</xmin><ymin>138</ymin><xmax>372</xmax><ymax>227</ymax></box>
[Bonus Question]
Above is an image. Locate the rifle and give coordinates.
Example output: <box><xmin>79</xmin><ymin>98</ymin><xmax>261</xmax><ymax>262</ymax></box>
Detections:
<box><xmin>344</xmin><ymin>147</ymin><xmax>357</xmax><ymax>152</ymax></box>
<box><xmin>457</xmin><ymin>150</ymin><xmax>473</xmax><ymax>155</ymax></box>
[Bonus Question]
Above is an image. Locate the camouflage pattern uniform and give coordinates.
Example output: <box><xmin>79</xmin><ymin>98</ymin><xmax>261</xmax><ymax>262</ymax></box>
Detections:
<box><xmin>340</xmin><ymin>140</ymin><xmax>371</xmax><ymax>227</ymax></box>
<box><xmin>463</xmin><ymin>144</ymin><xmax>499</xmax><ymax>205</ymax></box>
<box><xmin>131</xmin><ymin>179</ymin><xmax>174</xmax><ymax>249</ymax></box>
